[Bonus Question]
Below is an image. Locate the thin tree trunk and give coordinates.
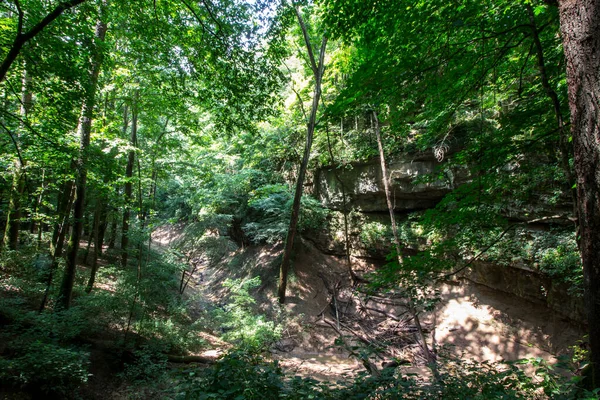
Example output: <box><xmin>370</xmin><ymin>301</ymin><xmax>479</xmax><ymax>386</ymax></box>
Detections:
<box><xmin>86</xmin><ymin>199</ymin><xmax>106</xmax><ymax>293</ymax></box>
<box><xmin>40</xmin><ymin>180</ymin><xmax>75</xmax><ymax>312</ymax></box>
<box><xmin>107</xmin><ymin>184</ymin><xmax>120</xmax><ymax>250</ymax></box>
<box><xmin>325</xmin><ymin>125</ymin><xmax>357</xmax><ymax>285</ymax></box>
<box><xmin>525</xmin><ymin>4</ymin><xmax>574</xmax><ymax>199</ymax></box>
<box><xmin>557</xmin><ymin>0</ymin><xmax>600</xmax><ymax>387</ymax></box>
<box><xmin>124</xmin><ymin>149</ymin><xmax>147</xmax><ymax>343</ymax></box>
<box><xmin>58</xmin><ymin>3</ymin><xmax>108</xmax><ymax>310</ymax></box>
<box><xmin>51</xmin><ymin>179</ymin><xmax>75</xmax><ymax>253</ymax></box>
<box><xmin>30</xmin><ymin>168</ymin><xmax>46</xmax><ymax>236</ymax></box>
<box><xmin>97</xmin><ymin>203</ymin><xmax>108</xmax><ymax>256</ymax></box>
<box><xmin>84</xmin><ymin>198</ymin><xmax>96</xmax><ymax>260</ymax></box>
<box><xmin>121</xmin><ymin>102</ymin><xmax>135</xmax><ymax>268</ymax></box>
<box><xmin>3</xmin><ymin>163</ymin><xmax>25</xmax><ymax>250</ymax></box>
<box><xmin>372</xmin><ymin>111</ymin><xmax>437</xmax><ymax>377</ymax></box>
<box><xmin>3</xmin><ymin>66</ymin><xmax>31</xmax><ymax>250</ymax></box>
<box><xmin>278</xmin><ymin>6</ymin><xmax>327</xmax><ymax>304</ymax></box>
<box><xmin>107</xmin><ymin>206</ymin><xmax>118</xmax><ymax>249</ymax></box>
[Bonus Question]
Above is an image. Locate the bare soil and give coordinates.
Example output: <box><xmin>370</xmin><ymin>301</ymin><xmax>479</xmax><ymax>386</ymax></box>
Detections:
<box><xmin>153</xmin><ymin>224</ymin><xmax>586</xmax><ymax>381</ymax></box>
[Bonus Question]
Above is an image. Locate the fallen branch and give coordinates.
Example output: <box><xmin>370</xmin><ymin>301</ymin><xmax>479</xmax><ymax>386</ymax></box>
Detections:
<box><xmin>362</xmin><ymin>306</ymin><xmax>407</xmax><ymax>321</ymax></box>
<box><xmin>318</xmin><ymin>318</ymin><xmax>380</xmax><ymax>377</ymax></box>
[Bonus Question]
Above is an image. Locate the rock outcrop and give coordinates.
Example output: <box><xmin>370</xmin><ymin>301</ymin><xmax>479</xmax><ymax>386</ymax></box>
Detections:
<box><xmin>315</xmin><ymin>153</ymin><xmax>467</xmax><ymax>213</ymax></box>
<box><xmin>310</xmin><ymin>153</ymin><xmax>584</xmax><ymax>325</ymax></box>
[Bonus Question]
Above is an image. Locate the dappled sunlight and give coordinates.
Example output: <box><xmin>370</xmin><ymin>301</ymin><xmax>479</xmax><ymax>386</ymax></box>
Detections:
<box><xmin>274</xmin><ymin>352</ymin><xmax>361</xmax><ymax>381</ymax></box>
<box><xmin>427</xmin><ymin>282</ymin><xmax>582</xmax><ymax>367</ymax></box>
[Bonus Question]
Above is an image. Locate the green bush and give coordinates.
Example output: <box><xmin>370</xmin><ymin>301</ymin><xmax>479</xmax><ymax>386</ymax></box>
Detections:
<box><xmin>539</xmin><ymin>241</ymin><xmax>582</xmax><ymax>296</ymax></box>
<box><xmin>0</xmin><ymin>340</ymin><xmax>90</xmax><ymax>397</ymax></box>
<box><xmin>359</xmin><ymin>220</ymin><xmax>392</xmax><ymax>251</ymax></box>
<box><xmin>122</xmin><ymin>345</ymin><xmax>169</xmax><ymax>382</ymax></box>
<box><xmin>243</xmin><ymin>184</ymin><xmax>329</xmax><ymax>244</ymax></box>
<box><xmin>175</xmin><ymin>350</ymin><xmax>287</xmax><ymax>400</ymax></box>
<box><xmin>214</xmin><ymin>277</ymin><xmax>282</xmax><ymax>351</ymax></box>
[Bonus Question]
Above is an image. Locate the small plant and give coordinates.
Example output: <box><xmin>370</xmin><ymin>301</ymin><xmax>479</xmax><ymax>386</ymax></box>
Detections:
<box><xmin>214</xmin><ymin>277</ymin><xmax>282</xmax><ymax>351</ymax></box>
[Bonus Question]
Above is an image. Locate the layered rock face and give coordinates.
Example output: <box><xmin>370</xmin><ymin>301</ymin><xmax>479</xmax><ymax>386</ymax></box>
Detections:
<box><xmin>309</xmin><ymin>154</ymin><xmax>584</xmax><ymax>324</ymax></box>
<box><xmin>315</xmin><ymin>153</ymin><xmax>465</xmax><ymax>212</ymax></box>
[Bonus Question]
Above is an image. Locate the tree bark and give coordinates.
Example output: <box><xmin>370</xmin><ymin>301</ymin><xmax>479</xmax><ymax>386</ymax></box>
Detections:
<box><xmin>121</xmin><ymin>100</ymin><xmax>137</xmax><ymax>268</ymax></box>
<box><xmin>3</xmin><ymin>66</ymin><xmax>32</xmax><ymax>250</ymax></box>
<box><xmin>557</xmin><ymin>0</ymin><xmax>600</xmax><ymax>388</ymax></box>
<box><xmin>278</xmin><ymin>6</ymin><xmax>327</xmax><ymax>304</ymax></box>
<box><xmin>58</xmin><ymin>3</ymin><xmax>108</xmax><ymax>310</ymax></box>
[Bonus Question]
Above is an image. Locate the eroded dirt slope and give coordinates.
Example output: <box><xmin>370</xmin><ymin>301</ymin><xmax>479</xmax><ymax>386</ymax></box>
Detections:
<box><xmin>153</xmin><ymin>224</ymin><xmax>585</xmax><ymax>380</ymax></box>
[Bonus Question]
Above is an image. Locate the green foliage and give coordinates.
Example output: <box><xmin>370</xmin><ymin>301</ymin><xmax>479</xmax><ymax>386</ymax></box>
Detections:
<box><xmin>243</xmin><ymin>184</ymin><xmax>329</xmax><ymax>244</ymax></box>
<box><xmin>122</xmin><ymin>345</ymin><xmax>169</xmax><ymax>383</ymax></box>
<box><xmin>215</xmin><ymin>277</ymin><xmax>282</xmax><ymax>351</ymax></box>
<box><xmin>0</xmin><ymin>340</ymin><xmax>90</xmax><ymax>398</ymax></box>
<box><xmin>537</xmin><ymin>235</ymin><xmax>582</xmax><ymax>296</ymax></box>
<box><xmin>171</xmin><ymin>351</ymin><xmax>597</xmax><ymax>400</ymax></box>
<box><xmin>359</xmin><ymin>220</ymin><xmax>392</xmax><ymax>251</ymax></box>
<box><xmin>174</xmin><ymin>350</ymin><xmax>289</xmax><ymax>400</ymax></box>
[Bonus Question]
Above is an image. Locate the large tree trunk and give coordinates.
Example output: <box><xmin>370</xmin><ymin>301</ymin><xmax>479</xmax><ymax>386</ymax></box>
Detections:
<box><xmin>557</xmin><ymin>0</ymin><xmax>600</xmax><ymax>388</ymax></box>
<box><xmin>57</xmin><ymin>3</ymin><xmax>108</xmax><ymax>310</ymax></box>
<box><xmin>277</xmin><ymin>6</ymin><xmax>327</xmax><ymax>304</ymax></box>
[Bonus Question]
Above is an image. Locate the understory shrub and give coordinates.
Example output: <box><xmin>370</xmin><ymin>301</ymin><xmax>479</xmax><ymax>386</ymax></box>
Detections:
<box><xmin>214</xmin><ymin>277</ymin><xmax>282</xmax><ymax>351</ymax></box>
<box><xmin>171</xmin><ymin>353</ymin><xmax>599</xmax><ymax>400</ymax></box>
<box><xmin>243</xmin><ymin>184</ymin><xmax>329</xmax><ymax>244</ymax></box>
<box><xmin>0</xmin><ymin>340</ymin><xmax>90</xmax><ymax>398</ymax></box>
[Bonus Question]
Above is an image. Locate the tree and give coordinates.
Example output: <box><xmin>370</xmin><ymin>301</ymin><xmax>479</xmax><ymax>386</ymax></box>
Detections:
<box><xmin>556</xmin><ymin>0</ymin><xmax>600</xmax><ymax>387</ymax></box>
<box><xmin>58</xmin><ymin>0</ymin><xmax>108</xmax><ymax>310</ymax></box>
<box><xmin>278</xmin><ymin>4</ymin><xmax>327</xmax><ymax>304</ymax></box>
<box><xmin>0</xmin><ymin>0</ymin><xmax>89</xmax><ymax>82</ymax></box>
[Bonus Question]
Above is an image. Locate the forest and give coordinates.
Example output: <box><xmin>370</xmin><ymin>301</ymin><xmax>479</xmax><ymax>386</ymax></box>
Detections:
<box><xmin>1</xmin><ymin>0</ymin><xmax>599</xmax><ymax>398</ymax></box>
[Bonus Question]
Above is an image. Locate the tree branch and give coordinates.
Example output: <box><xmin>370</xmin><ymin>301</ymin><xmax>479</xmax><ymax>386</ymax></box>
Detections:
<box><xmin>294</xmin><ymin>5</ymin><xmax>318</xmax><ymax>75</ymax></box>
<box><xmin>0</xmin><ymin>0</ymin><xmax>88</xmax><ymax>82</ymax></box>
<box><xmin>0</xmin><ymin>121</ymin><xmax>26</xmax><ymax>168</ymax></box>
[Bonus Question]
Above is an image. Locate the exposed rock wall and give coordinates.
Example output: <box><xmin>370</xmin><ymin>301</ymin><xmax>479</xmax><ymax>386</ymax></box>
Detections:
<box><xmin>315</xmin><ymin>153</ymin><xmax>468</xmax><ymax>212</ymax></box>
<box><xmin>463</xmin><ymin>262</ymin><xmax>585</xmax><ymax>323</ymax></box>
<box><xmin>310</xmin><ymin>155</ymin><xmax>584</xmax><ymax>325</ymax></box>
